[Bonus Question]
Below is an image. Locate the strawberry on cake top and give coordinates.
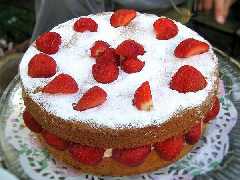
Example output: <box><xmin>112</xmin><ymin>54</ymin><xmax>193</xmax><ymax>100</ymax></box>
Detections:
<box><xmin>19</xmin><ymin>11</ymin><xmax>218</xmax><ymax>128</ymax></box>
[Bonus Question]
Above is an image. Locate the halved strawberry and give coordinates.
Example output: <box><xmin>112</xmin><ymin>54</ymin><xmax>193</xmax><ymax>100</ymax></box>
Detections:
<box><xmin>112</xmin><ymin>145</ymin><xmax>151</xmax><ymax>166</ymax></box>
<box><xmin>185</xmin><ymin>121</ymin><xmax>202</xmax><ymax>145</ymax></box>
<box><xmin>90</xmin><ymin>40</ymin><xmax>110</xmax><ymax>58</ymax></box>
<box><xmin>96</xmin><ymin>48</ymin><xmax>120</xmax><ymax>65</ymax></box>
<box><xmin>153</xmin><ymin>18</ymin><xmax>178</xmax><ymax>40</ymax></box>
<box><xmin>73</xmin><ymin>86</ymin><xmax>107</xmax><ymax>111</ymax></box>
<box><xmin>170</xmin><ymin>65</ymin><xmax>207</xmax><ymax>93</ymax></box>
<box><xmin>36</xmin><ymin>32</ymin><xmax>61</xmax><ymax>54</ymax></box>
<box><xmin>73</xmin><ymin>18</ymin><xmax>98</xmax><ymax>32</ymax></box>
<box><xmin>174</xmin><ymin>38</ymin><xmax>209</xmax><ymax>58</ymax></box>
<box><xmin>69</xmin><ymin>144</ymin><xmax>105</xmax><ymax>165</ymax></box>
<box><xmin>116</xmin><ymin>39</ymin><xmax>145</xmax><ymax>58</ymax></box>
<box><xmin>92</xmin><ymin>62</ymin><xmax>119</xmax><ymax>83</ymax></box>
<box><xmin>23</xmin><ymin>109</ymin><xmax>42</xmax><ymax>133</ymax></box>
<box><xmin>28</xmin><ymin>53</ymin><xmax>57</xmax><ymax>78</ymax></box>
<box><xmin>154</xmin><ymin>135</ymin><xmax>184</xmax><ymax>161</ymax></box>
<box><xmin>42</xmin><ymin>130</ymin><xmax>68</xmax><ymax>151</ymax></box>
<box><xmin>133</xmin><ymin>81</ymin><xmax>153</xmax><ymax>111</ymax></box>
<box><xmin>42</xmin><ymin>74</ymin><xmax>79</xmax><ymax>94</ymax></box>
<box><xmin>110</xmin><ymin>9</ymin><xmax>137</xmax><ymax>27</ymax></box>
<box><xmin>121</xmin><ymin>57</ymin><xmax>145</xmax><ymax>73</ymax></box>
<box><xmin>203</xmin><ymin>96</ymin><xmax>220</xmax><ymax>123</ymax></box>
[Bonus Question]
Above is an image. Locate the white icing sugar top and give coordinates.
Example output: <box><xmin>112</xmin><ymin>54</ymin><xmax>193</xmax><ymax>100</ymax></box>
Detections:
<box><xmin>19</xmin><ymin>12</ymin><xmax>218</xmax><ymax>129</ymax></box>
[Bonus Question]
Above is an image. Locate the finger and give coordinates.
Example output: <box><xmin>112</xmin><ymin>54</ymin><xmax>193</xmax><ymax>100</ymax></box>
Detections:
<box><xmin>214</xmin><ymin>0</ymin><xmax>225</xmax><ymax>24</ymax></box>
<box><xmin>203</xmin><ymin>0</ymin><xmax>213</xmax><ymax>11</ymax></box>
<box><xmin>198</xmin><ymin>0</ymin><xmax>203</xmax><ymax>11</ymax></box>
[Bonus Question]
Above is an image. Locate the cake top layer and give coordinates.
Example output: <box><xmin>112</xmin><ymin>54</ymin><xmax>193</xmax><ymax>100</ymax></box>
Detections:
<box><xmin>19</xmin><ymin>12</ymin><xmax>218</xmax><ymax>129</ymax></box>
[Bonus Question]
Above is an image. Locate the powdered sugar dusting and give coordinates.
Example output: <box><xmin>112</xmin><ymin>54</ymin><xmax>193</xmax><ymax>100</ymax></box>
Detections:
<box><xmin>19</xmin><ymin>12</ymin><xmax>218</xmax><ymax>129</ymax></box>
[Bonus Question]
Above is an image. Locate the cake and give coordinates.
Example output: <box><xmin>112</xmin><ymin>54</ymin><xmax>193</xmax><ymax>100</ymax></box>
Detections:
<box><xmin>19</xmin><ymin>9</ymin><xmax>220</xmax><ymax>176</ymax></box>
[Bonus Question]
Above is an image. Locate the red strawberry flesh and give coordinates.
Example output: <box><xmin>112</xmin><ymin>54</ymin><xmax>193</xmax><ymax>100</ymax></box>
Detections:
<box><xmin>110</xmin><ymin>9</ymin><xmax>137</xmax><ymax>27</ymax></box>
<box><xmin>69</xmin><ymin>144</ymin><xmax>105</xmax><ymax>165</ymax></box>
<box><xmin>28</xmin><ymin>53</ymin><xmax>56</xmax><ymax>78</ymax></box>
<box><xmin>73</xmin><ymin>86</ymin><xmax>107</xmax><ymax>111</ymax></box>
<box><xmin>42</xmin><ymin>74</ymin><xmax>79</xmax><ymax>94</ymax></box>
<box><xmin>92</xmin><ymin>62</ymin><xmax>119</xmax><ymax>83</ymax></box>
<box><xmin>36</xmin><ymin>32</ymin><xmax>61</xmax><ymax>54</ymax></box>
<box><xmin>23</xmin><ymin>109</ymin><xmax>42</xmax><ymax>133</ymax></box>
<box><xmin>42</xmin><ymin>130</ymin><xmax>68</xmax><ymax>151</ymax></box>
<box><xmin>112</xmin><ymin>145</ymin><xmax>151</xmax><ymax>166</ymax></box>
<box><xmin>121</xmin><ymin>57</ymin><xmax>145</xmax><ymax>73</ymax></box>
<box><xmin>153</xmin><ymin>18</ymin><xmax>178</xmax><ymax>40</ymax></box>
<box><xmin>203</xmin><ymin>96</ymin><xmax>220</xmax><ymax>123</ymax></box>
<box><xmin>116</xmin><ymin>39</ymin><xmax>145</xmax><ymax>58</ymax></box>
<box><xmin>170</xmin><ymin>65</ymin><xmax>207</xmax><ymax>93</ymax></box>
<box><xmin>90</xmin><ymin>40</ymin><xmax>110</xmax><ymax>58</ymax></box>
<box><xmin>154</xmin><ymin>135</ymin><xmax>184</xmax><ymax>161</ymax></box>
<box><xmin>133</xmin><ymin>81</ymin><xmax>153</xmax><ymax>111</ymax></box>
<box><xmin>174</xmin><ymin>38</ymin><xmax>209</xmax><ymax>58</ymax></box>
<box><xmin>185</xmin><ymin>121</ymin><xmax>202</xmax><ymax>145</ymax></box>
<box><xmin>74</xmin><ymin>18</ymin><xmax>98</xmax><ymax>32</ymax></box>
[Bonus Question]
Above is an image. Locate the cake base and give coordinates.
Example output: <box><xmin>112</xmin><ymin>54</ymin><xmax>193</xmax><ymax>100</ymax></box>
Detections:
<box><xmin>37</xmin><ymin>136</ymin><xmax>194</xmax><ymax>176</ymax></box>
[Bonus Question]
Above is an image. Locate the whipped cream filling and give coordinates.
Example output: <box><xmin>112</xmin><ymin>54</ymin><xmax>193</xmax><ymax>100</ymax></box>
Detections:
<box><xmin>19</xmin><ymin>12</ymin><xmax>218</xmax><ymax>129</ymax></box>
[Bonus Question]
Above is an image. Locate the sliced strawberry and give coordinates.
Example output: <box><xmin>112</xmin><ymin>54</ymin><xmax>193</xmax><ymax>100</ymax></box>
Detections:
<box><xmin>110</xmin><ymin>9</ymin><xmax>137</xmax><ymax>27</ymax></box>
<box><xmin>203</xmin><ymin>96</ymin><xmax>220</xmax><ymax>123</ymax></box>
<box><xmin>170</xmin><ymin>65</ymin><xmax>207</xmax><ymax>93</ymax></box>
<box><xmin>42</xmin><ymin>74</ymin><xmax>79</xmax><ymax>94</ymax></box>
<box><xmin>115</xmin><ymin>39</ymin><xmax>145</xmax><ymax>58</ymax></box>
<box><xmin>28</xmin><ymin>53</ymin><xmax>57</xmax><ymax>78</ymax></box>
<box><xmin>133</xmin><ymin>81</ymin><xmax>153</xmax><ymax>111</ymax></box>
<box><xmin>73</xmin><ymin>18</ymin><xmax>98</xmax><ymax>32</ymax></box>
<box><xmin>185</xmin><ymin>121</ymin><xmax>202</xmax><ymax>145</ymax></box>
<box><xmin>23</xmin><ymin>109</ymin><xmax>42</xmax><ymax>133</ymax></box>
<box><xmin>153</xmin><ymin>18</ymin><xmax>178</xmax><ymax>40</ymax></box>
<box><xmin>90</xmin><ymin>40</ymin><xmax>110</xmax><ymax>58</ymax></box>
<box><xmin>121</xmin><ymin>57</ymin><xmax>145</xmax><ymax>73</ymax></box>
<box><xmin>42</xmin><ymin>130</ymin><xmax>68</xmax><ymax>151</ymax></box>
<box><xmin>92</xmin><ymin>62</ymin><xmax>119</xmax><ymax>83</ymax></box>
<box><xmin>73</xmin><ymin>86</ymin><xmax>107</xmax><ymax>111</ymax></box>
<box><xmin>174</xmin><ymin>38</ymin><xmax>209</xmax><ymax>58</ymax></box>
<box><xmin>154</xmin><ymin>135</ymin><xmax>184</xmax><ymax>161</ymax></box>
<box><xmin>69</xmin><ymin>144</ymin><xmax>105</xmax><ymax>165</ymax></box>
<box><xmin>112</xmin><ymin>145</ymin><xmax>151</xmax><ymax>166</ymax></box>
<box><xmin>36</xmin><ymin>32</ymin><xmax>61</xmax><ymax>54</ymax></box>
<box><xmin>96</xmin><ymin>48</ymin><xmax>120</xmax><ymax>66</ymax></box>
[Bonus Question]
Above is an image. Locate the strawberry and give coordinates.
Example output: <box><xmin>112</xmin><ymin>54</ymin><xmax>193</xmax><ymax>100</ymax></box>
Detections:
<box><xmin>42</xmin><ymin>130</ymin><xmax>68</xmax><ymax>151</ymax></box>
<box><xmin>69</xmin><ymin>144</ymin><xmax>105</xmax><ymax>165</ymax></box>
<box><xmin>92</xmin><ymin>63</ymin><xmax>119</xmax><ymax>83</ymax></box>
<box><xmin>174</xmin><ymin>38</ymin><xmax>209</xmax><ymax>58</ymax></box>
<box><xmin>73</xmin><ymin>18</ymin><xmax>98</xmax><ymax>32</ymax></box>
<box><xmin>153</xmin><ymin>18</ymin><xmax>178</xmax><ymax>40</ymax></box>
<box><xmin>96</xmin><ymin>48</ymin><xmax>120</xmax><ymax>66</ymax></box>
<box><xmin>110</xmin><ymin>9</ymin><xmax>137</xmax><ymax>27</ymax></box>
<box><xmin>203</xmin><ymin>96</ymin><xmax>220</xmax><ymax>123</ymax></box>
<box><xmin>112</xmin><ymin>145</ymin><xmax>151</xmax><ymax>166</ymax></box>
<box><xmin>73</xmin><ymin>86</ymin><xmax>107</xmax><ymax>111</ymax></box>
<box><xmin>90</xmin><ymin>40</ymin><xmax>110</xmax><ymax>58</ymax></box>
<box><xmin>154</xmin><ymin>135</ymin><xmax>184</xmax><ymax>161</ymax></box>
<box><xmin>115</xmin><ymin>39</ymin><xmax>145</xmax><ymax>58</ymax></box>
<box><xmin>121</xmin><ymin>57</ymin><xmax>145</xmax><ymax>73</ymax></box>
<box><xmin>185</xmin><ymin>121</ymin><xmax>202</xmax><ymax>145</ymax></box>
<box><xmin>28</xmin><ymin>53</ymin><xmax>57</xmax><ymax>78</ymax></box>
<box><xmin>36</xmin><ymin>32</ymin><xmax>61</xmax><ymax>54</ymax></box>
<box><xmin>42</xmin><ymin>74</ymin><xmax>79</xmax><ymax>94</ymax></box>
<box><xmin>23</xmin><ymin>109</ymin><xmax>42</xmax><ymax>133</ymax></box>
<box><xmin>170</xmin><ymin>65</ymin><xmax>207</xmax><ymax>93</ymax></box>
<box><xmin>133</xmin><ymin>81</ymin><xmax>153</xmax><ymax>111</ymax></box>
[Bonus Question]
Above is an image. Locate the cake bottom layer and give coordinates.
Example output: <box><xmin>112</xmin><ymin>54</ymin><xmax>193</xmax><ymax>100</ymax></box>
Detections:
<box><xmin>38</xmin><ymin>135</ymin><xmax>195</xmax><ymax>176</ymax></box>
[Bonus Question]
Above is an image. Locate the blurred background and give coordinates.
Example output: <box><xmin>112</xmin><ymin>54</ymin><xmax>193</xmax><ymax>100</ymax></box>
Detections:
<box><xmin>0</xmin><ymin>0</ymin><xmax>240</xmax><ymax>94</ymax></box>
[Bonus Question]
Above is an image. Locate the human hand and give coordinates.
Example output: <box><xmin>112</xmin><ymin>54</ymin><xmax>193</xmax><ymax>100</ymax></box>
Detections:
<box><xmin>198</xmin><ymin>0</ymin><xmax>236</xmax><ymax>24</ymax></box>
